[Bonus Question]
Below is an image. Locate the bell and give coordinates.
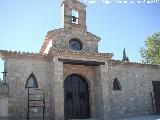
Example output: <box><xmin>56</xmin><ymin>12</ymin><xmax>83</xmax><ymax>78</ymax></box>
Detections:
<box><xmin>72</xmin><ymin>16</ymin><xmax>77</xmax><ymax>22</ymax></box>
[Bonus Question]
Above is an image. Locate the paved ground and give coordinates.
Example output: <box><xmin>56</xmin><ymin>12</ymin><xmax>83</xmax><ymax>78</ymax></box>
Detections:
<box><xmin>119</xmin><ymin>115</ymin><xmax>160</xmax><ymax>120</ymax></box>
<box><xmin>1</xmin><ymin>115</ymin><xmax>160</xmax><ymax>120</ymax></box>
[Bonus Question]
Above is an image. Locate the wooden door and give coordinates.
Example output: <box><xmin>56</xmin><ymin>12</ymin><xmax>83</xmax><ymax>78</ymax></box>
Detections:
<box><xmin>64</xmin><ymin>74</ymin><xmax>90</xmax><ymax>119</ymax></box>
<box><xmin>152</xmin><ymin>81</ymin><xmax>160</xmax><ymax>113</ymax></box>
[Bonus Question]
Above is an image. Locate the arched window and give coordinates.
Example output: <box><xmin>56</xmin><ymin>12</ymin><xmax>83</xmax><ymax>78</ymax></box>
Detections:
<box><xmin>113</xmin><ymin>77</ymin><xmax>121</xmax><ymax>90</ymax></box>
<box><xmin>25</xmin><ymin>73</ymin><xmax>38</xmax><ymax>88</ymax></box>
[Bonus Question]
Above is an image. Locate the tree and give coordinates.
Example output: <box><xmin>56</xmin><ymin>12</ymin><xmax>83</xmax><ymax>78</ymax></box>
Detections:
<box><xmin>122</xmin><ymin>48</ymin><xmax>129</xmax><ymax>61</ymax></box>
<box><xmin>140</xmin><ymin>32</ymin><xmax>160</xmax><ymax>64</ymax></box>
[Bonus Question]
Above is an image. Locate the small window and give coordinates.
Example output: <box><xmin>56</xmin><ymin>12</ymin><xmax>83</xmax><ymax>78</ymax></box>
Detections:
<box><xmin>25</xmin><ymin>73</ymin><xmax>38</xmax><ymax>88</ymax></box>
<box><xmin>113</xmin><ymin>77</ymin><xmax>121</xmax><ymax>90</ymax></box>
<box><xmin>69</xmin><ymin>39</ymin><xmax>82</xmax><ymax>51</ymax></box>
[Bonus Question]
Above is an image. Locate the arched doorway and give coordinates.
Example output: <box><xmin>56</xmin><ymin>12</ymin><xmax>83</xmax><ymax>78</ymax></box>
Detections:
<box><xmin>64</xmin><ymin>74</ymin><xmax>90</xmax><ymax>119</ymax></box>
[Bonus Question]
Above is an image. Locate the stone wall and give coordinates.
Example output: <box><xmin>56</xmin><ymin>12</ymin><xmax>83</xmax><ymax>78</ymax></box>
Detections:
<box><xmin>107</xmin><ymin>61</ymin><xmax>160</xmax><ymax>119</ymax></box>
<box><xmin>5</xmin><ymin>58</ymin><xmax>51</xmax><ymax>119</ymax></box>
<box><xmin>0</xmin><ymin>83</ymin><xmax>9</xmax><ymax>118</ymax></box>
<box><xmin>0</xmin><ymin>97</ymin><xmax>8</xmax><ymax>117</ymax></box>
<box><xmin>0</xmin><ymin>82</ymin><xmax>9</xmax><ymax>96</ymax></box>
<box><xmin>2</xmin><ymin>50</ymin><xmax>160</xmax><ymax>120</ymax></box>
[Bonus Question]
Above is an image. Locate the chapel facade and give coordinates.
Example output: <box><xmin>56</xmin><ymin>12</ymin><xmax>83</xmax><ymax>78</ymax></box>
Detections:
<box><xmin>0</xmin><ymin>0</ymin><xmax>160</xmax><ymax>120</ymax></box>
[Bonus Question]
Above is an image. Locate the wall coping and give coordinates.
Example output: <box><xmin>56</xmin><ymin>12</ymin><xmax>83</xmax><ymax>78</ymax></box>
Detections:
<box><xmin>0</xmin><ymin>50</ymin><xmax>49</xmax><ymax>61</ymax></box>
<box><xmin>109</xmin><ymin>60</ymin><xmax>160</xmax><ymax>68</ymax></box>
<box><xmin>48</xmin><ymin>48</ymin><xmax>113</xmax><ymax>61</ymax></box>
<box><xmin>0</xmin><ymin>49</ymin><xmax>113</xmax><ymax>62</ymax></box>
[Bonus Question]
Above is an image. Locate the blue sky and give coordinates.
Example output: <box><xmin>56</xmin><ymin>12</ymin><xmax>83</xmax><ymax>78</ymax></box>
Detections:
<box><xmin>0</xmin><ymin>0</ymin><xmax>160</xmax><ymax>79</ymax></box>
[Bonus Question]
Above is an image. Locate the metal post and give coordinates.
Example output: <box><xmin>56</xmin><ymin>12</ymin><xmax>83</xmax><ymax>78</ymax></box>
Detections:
<box><xmin>43</xmin><ymin>100</ymin><xmax>45</xmax><ymax>120</ymax></box>
<box><xmin>151</xmin><ymin>92</ymin><xmax>155</xmax><ymax>113</ymax></box>
<box><xmin>27</xmin><ymin>89</ymin><xmax>29</xmax><ymax>120</ymax></box>
<box><xmin>43</xmin><ymin>90</ymin><xmax>45</xmax><ymax>120</ymax></box>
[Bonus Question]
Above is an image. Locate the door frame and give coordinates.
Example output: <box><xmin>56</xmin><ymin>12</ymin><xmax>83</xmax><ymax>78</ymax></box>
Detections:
<box><xmin>152</xmin><ymin>81</ymin><xmax>160</xmax><ymax>114</ymax></box>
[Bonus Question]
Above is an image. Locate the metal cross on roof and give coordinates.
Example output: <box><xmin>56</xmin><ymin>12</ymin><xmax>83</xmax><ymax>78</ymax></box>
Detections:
<box><xmin>1</xmin><ymin>70</ymin><xmax>8</xmax><ymax>78</ymax></box>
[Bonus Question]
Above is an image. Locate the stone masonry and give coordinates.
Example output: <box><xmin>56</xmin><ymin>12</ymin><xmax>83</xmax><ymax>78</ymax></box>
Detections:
<box><xmin>108</xmin><ymin>61</ymin><xmax>160</xmax><ymax>119</ymax></box>
<box><xmin>0</xmin><ymin>0</ymin><xmax>160</xmax><ymax>120</ymax></box>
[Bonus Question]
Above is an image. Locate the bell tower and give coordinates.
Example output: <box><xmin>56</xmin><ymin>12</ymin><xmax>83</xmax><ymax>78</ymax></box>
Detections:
<box><xmin>61</xmin><ymin>0</ymin><xmax>87</xmax><ymax>30</ymax></box>
<box><xmin>40</xmin><ymin>0</ymin><xmax>100</xmax><ymax>54</ymax></box>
